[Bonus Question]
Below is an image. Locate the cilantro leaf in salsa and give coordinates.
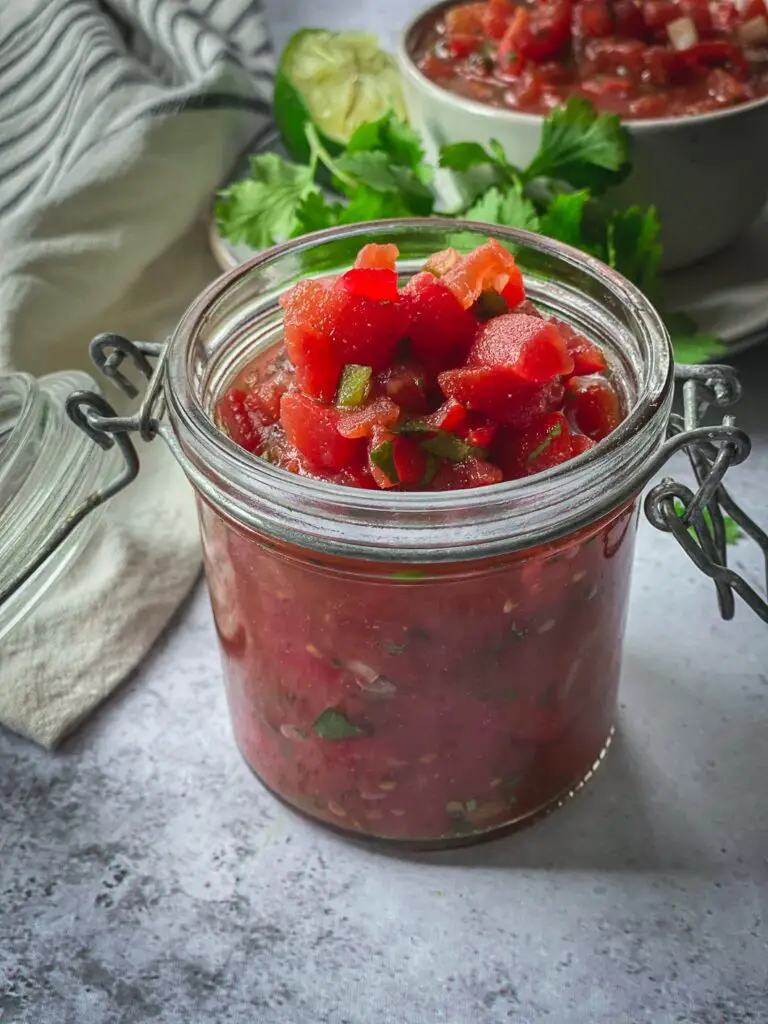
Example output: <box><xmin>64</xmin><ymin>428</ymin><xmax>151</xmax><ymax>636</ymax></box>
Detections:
<box><xmin>312</xmin><ymin>708</ymin><xmax>366</xmax><ymax>740</ymax></box>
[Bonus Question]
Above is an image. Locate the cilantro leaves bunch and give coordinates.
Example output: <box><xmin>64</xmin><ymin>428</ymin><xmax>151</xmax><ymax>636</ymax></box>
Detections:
<box><xmin>215</xmin><ymin>97</ymin><xmax>723</xmax><ymax>362</ymax></box>
<box><xmin>216</xmin><ymin>115</ymin><xmax>434</xmax><ymax>250</ymax></box>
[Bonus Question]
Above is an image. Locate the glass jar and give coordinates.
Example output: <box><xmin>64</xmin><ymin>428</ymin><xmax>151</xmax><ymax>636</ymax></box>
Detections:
<box><xmin>162</xmin><ymin>219</ymin><xmax>673</xmax><ymax>847</ymax></box>
<box><xmin>4</xmin><ymin>220</ymin><xmax>763</xmax><ymax>847</ymax></box>
<box><xmin>0</xmin><ymin>370</ymin><xmax>120</xmax><ymax>642</ymax></box>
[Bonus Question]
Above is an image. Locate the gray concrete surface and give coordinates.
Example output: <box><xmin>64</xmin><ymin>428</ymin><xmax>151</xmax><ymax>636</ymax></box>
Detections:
<box><xmin>2</xmin><ymin>2</ymin><xmax>768</xmax><ymax>1021</ymax></box>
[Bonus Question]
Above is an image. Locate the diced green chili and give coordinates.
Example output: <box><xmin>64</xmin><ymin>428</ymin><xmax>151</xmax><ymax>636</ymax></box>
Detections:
<box><xmin>421</xmin><ymin>432</ymin><xmax>485</xmax><ymax>463</ymax></box>
<box><xmin>336</xmin><ymin>364</ymin><xmax>372</xmax><ymax>407</ymax></box>
<box><xmin>370</xmin><ymin>440</ymin><xmax>399</xmax><ymax>483</ymax></box>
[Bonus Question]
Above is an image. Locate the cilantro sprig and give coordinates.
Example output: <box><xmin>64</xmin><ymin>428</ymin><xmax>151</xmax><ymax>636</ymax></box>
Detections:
<box><xmin>216</xmin><ymin>98</ymin><xmax>723</xmax><ymax>362</ymax></box>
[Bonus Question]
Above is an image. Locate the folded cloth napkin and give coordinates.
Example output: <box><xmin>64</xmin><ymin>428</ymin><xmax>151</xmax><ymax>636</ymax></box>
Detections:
<box><xmin>0</xmin><ymin>0</ymin><xmax>273</xmax><ymax>747</ymax></box>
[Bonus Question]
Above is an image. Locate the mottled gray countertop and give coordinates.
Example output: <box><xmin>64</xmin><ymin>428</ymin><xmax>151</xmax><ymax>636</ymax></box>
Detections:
<box><xmin>3</xmin><ymin>1</ymin><xmax>768</xmax><ymax>1021</ymax></box>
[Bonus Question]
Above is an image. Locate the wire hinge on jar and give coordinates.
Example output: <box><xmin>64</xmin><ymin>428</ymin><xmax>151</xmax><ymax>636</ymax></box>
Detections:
<box><xmin>644</xmin><ymin>363</ymin><xmax>768</xmax><ymax>623</ymax></box>
<box><xmin>1</xmin><ymin>342</ymin><xmax>766</xmax><ymax>625</ymax></box>
<box><xmin>0</xmin><ymin>334</ymin><xmax>167</xmax><ymax>608</ymax></box>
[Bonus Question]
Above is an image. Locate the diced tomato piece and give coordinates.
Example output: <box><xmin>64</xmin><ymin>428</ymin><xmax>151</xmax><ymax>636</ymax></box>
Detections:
<box><xmin>469</xmin><ymin>313</ymin><xmax>574</xmax><ymax>383</ymax></box>
<box><xmin>482</xmin><ymin>0</ymin><xmax>514</xmax><ymax>39</ymax></box>
<box><xmin>548</xmin><ymin>317</ymin><xmax>607</xmax><ymax>375</ymax></box>
<box><xmin>499</xmin><ymin>0</ymin><xmax>572</xmax><ymax>68</ymax></box>
<box><xmin>734</xmin><ymin>0</ymin><xmax>764</xmax><ymax>20</ymax></box>
<box><xmin>445</xmin><ymin>33</ymin><xmax>481</xmax><ymax>58</ymax></box>
<box><xmin>642</xmin><ymin>0</ymin><xmax>678</xmax><ymax>29</ymax></box>
<box><xmin>400</xmin><ymin>272</ymin><xmax>478</xmax><ymax>368</ymax></box>
<box><xmin>501</xmin><ymin>265</ymin><xmax>526</xmax><ymax>309</ymax></box>
<box><xmin>340</xmin><ymin>268</ymin><xmax>400</xmax><ymax>303</ymax></box>
<box><xmin>337</xmin><ymin>395</ymin><xmax>401</xmax><ymax>439</ymax></box>
<box><xmin>705</xmin><ymin>67</ymin><xmax>749</xmax><ymax>104</ymax></box>
<box><xmin>455</xmin><ymin>411</ymin><xmax>500</xmax><ymax>449</ymax></box>
<box><xmin>244</xmin><ymin>367</ymin><xmax>294</xmax><ymax>424</ymax></box>
<box><xmin>677</xmin><ymin>41</ymin><xmax>750</xmax><ymax>78</ymax></box>
<box><xmin>570</xmin><ymin>433</ymin><xmax>597</xmax><ymax>455</ymax></box>
<box><xmin>332</xmin><ymin>463</ymin><xmax>378</xmax><ymax>489</ymax></box>
<box><xmin>431</xmin><ymin>456</ymin><xmax>504</xmax><ymax>490</ymax></box>
<box><xmin>497</xmin><ymin>9</ymin><xmax>529</xmax><ymax>74</ymax></box>
<box><xmin>280</xmin><ymin>391</ymin><xmax>364</xmax><ymax>472</ymax></box>
<box><xmin>426</xmin><ymin>397</ymin><xmax>468</xmax><ymax>432</ymax></box>
<box><xmin>445</xmin><ymin>2</ymin><xmax>486</xmax><ymax>35</ymax></box>
<box><xmin>423</xmin><ymin>247</ymin><xmax>462</xmax><ymax>277</ymax></box>
<box><xmin>525</xmin><ymin>0</ymin><xmax>573</xmax><ymax>60</ymax></box>
<box><xmin>439</xmin><ymin>366</ymin><xmax>565</xmax><ymax>427</ymax></box>
<box><xmin>442</xmin><ymin>240</ymin><xmax>522</xmax><ymax>311</ymax></box>
<box><xmin>582</xmin><ymin>76</ymin><xmax>632</xmax><ymax>97</ymax></box>
<box><xmin>565</xmin><ymin>376</ymin><xmax>622</xmax><ymax>440</ymax></box>
<box><xmin>710</xmin><ymin>0</ymin><xmax>739</xmax><ymax>32</ymax></box>
<box><xmin>353</xmin><ymin>243</ymin><xmax>399</xmax><ymax>271</ymax></box>
<box><xmin>326</xmin><ymin>286</ymin><xmax>408</xmax><ymax>371</ymax></box>
<box><xmin>582</xmin><ymin>37</ymin><xmax>647</xmax><ymax>77</ymax></box>
<box><xmin>216</xmin><ymin>389</ymin><xmax>263</xmax><ymax>454</ymax></box>
<box><xmin>641</xmin><ymin>45</ymin><xmax>678</xmax><ymax>87</ymax></box>
<box><xmin>377</xmin><ymin>360</ymin><xmax>430</xmax><ymax>414</ymax></box>
<box><xmin>573</xmin><ymin>0</ymin><xmax>614</xmax><ymax>38</ymax></box>
<box><xmin>285</xmin><ymin>326</ymin><xmax>342</xmax><ymax>403</ymax></box>
<box><xmin>679</xmin><ymin>0</ymin><xmax>714</xmax><ymax>35</ymax></box>
<box><xmin>392</xmin><ymin>435</ymin><xmax>428</xmax><ymax>485</ymax></box>
<box><xmin>495</xmin><ymin>411</ymin><xmax>574</xmax><ymax>479</ymax></box>
<box><xmin>612</xmin><ymin>0</ymin><xmax>647</xmax><ymax>37</ymax></box>
<box><xmin>280</xmin><ymin>279</ymin><xmax>342</xmax><ymax>402</ymax></box>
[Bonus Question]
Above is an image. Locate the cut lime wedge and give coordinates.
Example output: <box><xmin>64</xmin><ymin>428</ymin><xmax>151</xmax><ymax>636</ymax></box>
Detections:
<box><xmin>274</xmin><ymin>29</ymin><xmax>407</xmax><ymax>163</ymax></box>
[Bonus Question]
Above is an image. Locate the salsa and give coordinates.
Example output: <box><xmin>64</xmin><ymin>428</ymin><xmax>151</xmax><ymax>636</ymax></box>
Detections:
<box><xmin>201</xmin><ymin>497</ymin><xmax>636</xmax><ymax>843</ymax></box>
<box><xmin>413</xmin><ymin>0</ymin><xmax>768</xmax><ymax>118</ymax></box>
<box><xmin>205</xmin><ymin>238</ymin><xmax>637</xmax><ymax>845</ymax></box>
<box><xmin>216</xmin><ymin>240</ymin><xmax>622</xmax><ymax>491</ymax></box>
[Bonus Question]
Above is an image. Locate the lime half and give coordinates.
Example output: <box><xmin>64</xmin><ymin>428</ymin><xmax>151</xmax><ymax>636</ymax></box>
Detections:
<box><xmin>274</xmin><ymin>29</ymin><xmax>407</xmax><ymax>163</ymax></box>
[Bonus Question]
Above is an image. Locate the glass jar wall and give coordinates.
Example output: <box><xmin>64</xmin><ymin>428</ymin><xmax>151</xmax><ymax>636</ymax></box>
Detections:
<box><xmin>161</xmin><ymin>219</ymin><xmax>673</xmax><ymax>847</ymax></box>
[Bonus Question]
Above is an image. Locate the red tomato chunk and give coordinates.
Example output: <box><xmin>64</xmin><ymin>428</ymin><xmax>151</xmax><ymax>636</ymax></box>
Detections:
<box><xmin>415</xmin><ymin>0</ymin><xmax>768</xmax><ymax>118</ymax></box>
<box><xmin>215</xmin><ymin>240</ymin><xmax>623</xmax><ymax>491</ymax></box>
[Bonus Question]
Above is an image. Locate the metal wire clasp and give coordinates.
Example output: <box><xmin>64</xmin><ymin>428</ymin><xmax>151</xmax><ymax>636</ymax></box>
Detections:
<box><xmin>0</xmin><ymin>335</ymin><xmax>167</xmax><ymax>608</ymax></box>
<box><xmin>644</xmin><ymin>364</ymin><xmax>768</xmax><ymax>623</ymax></box>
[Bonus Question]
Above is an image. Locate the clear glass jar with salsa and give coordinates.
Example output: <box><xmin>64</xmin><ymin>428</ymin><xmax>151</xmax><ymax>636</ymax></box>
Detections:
<box><xmin>414</xmin><ymin>0</ymin><xmax>768</xmax><ymax>118</ymax></box>
<box><xmin>4</xmin><ymin>220</ymin><xmax>764</xmax><ymax>849</ymax></box>
<box><xmin>173</xmin><ymin>220</ymin><xmax>677</xmax><ymax>847</ymax></box>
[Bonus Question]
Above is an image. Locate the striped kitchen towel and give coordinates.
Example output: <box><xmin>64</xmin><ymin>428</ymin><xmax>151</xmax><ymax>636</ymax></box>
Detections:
<box><xmin>0</xmin><ymin>0</ymin><xmax>273</xmax><ymax>747</ymax></box>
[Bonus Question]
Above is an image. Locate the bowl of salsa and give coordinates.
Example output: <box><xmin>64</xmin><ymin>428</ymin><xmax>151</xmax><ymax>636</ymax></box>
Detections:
<box><xmin>397</xmin><ymin>0</ymin><xmax>768</xmax><ymax>269</ymax></box>
<box><xmin>157</xmin><ymin>218</ymin><xmax>676</xmax><ymax>848</ymax></box>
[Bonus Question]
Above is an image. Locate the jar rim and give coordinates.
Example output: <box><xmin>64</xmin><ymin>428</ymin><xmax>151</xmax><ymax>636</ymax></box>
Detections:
<box><xmin>163</xmin><ymin>218</ymin><xmax>674</xmax><ymax>561</ymax></box>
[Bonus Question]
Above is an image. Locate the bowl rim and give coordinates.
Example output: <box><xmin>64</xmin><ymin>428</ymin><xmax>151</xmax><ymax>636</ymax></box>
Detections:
<box><xmin>397</xmin><ymin>0</ymin><xmax>768</xmax><ymax>133</ymax></box>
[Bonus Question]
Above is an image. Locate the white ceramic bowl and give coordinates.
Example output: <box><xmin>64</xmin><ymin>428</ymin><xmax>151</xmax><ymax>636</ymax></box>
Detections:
<box><xmin>397</xmin><ymin>1</ymin><xmax>768</xmax><ymax>271</ymax></box>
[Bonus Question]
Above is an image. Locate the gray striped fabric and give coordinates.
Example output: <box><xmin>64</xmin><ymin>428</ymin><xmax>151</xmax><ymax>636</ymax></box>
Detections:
<box><xmin>0</xmin><ymin>0</ymin><xmax>274</xmax><ymax>747</ymax></box>
<box><xmin>0</xmin><ymin>0</ymin><xmax>273</xmax><ymax>219</ymax></box>
<box><xmin>0</xmin><ymin>0</ymin><xmax>273</xmax><ymax>373</ymax></box>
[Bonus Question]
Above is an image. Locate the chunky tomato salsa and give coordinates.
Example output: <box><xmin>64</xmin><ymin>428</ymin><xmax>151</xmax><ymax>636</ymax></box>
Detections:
<box><xmin>216</xmin><ymin>240</ymin><xmax>622</xmax><ymax>491</ymax></box>
<box><xmin>205</xmin><ymin>239</ymin><xmax>637</xmax><ymax>845</ymax></box>
<box><xmin>413</xmin><ymin>0</ymin><xmax>768</xmax><ymax>118</ymax></box>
